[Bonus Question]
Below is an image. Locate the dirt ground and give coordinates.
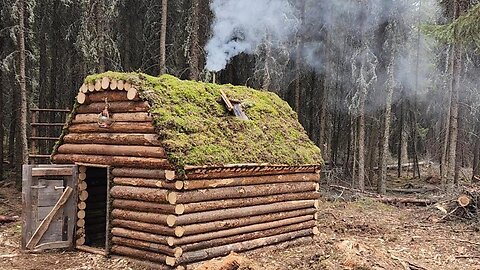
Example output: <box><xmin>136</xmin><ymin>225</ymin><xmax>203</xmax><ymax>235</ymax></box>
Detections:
<box><xmin>1</xmin><ymin>179</ymin><xmax>479</xmax><ymax>270</ymax></box>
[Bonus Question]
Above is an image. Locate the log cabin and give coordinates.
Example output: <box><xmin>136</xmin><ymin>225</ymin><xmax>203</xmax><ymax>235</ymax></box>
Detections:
<box><xmin>23</xmin><ymin>71</ymin><xmax>323</xmax><ymax>268</ymax></box>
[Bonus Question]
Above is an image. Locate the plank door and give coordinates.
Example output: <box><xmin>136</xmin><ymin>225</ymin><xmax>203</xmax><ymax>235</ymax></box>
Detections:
<box><xmin>22</xmin><ymin>165</ymin><xmax>78</xmax><ymax>251</ymax></box>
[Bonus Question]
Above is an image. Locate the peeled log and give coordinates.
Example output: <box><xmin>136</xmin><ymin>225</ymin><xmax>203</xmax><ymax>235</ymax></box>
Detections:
<box><xmin>169</xmin><ymin>215</ymin><xmax>314</xmax><ymax>247</ymax></box>
<box><xmin>113</xmin><ymin>177</ymin><xmax>182</xmax><ymax>190</ymax></box>
<box><xmin>63</xmin><ymin>133</ymin><xmax>161</xmax><ymax>146</ymax></box>
<box><xmin>112</xmin><ymin>209</ymin><xmax>172</xmax><ymax>226</ymax></box>
<box><xmin>112</xmin><ymin>236</ymin><xmax>182</xmax><ymax>258</ymax></box>
<box><xmin>69</xmin><ymin>122</ymin><xmax>155</xmax><ymax>133</ymax></box>
<box><xmin>111</xmin><ymin>245</ymin><xmax>173</xmax><ymax>265</ymax></box>
<box><xmin>182</xmin><ymin>192</ymin><xmax>319</xmax><ymax>214</ymax></box>
<box><xmin>185</xmin><ymin>167</ymin><xmax>319</xmax><ymax>179</ymax></box>
<box><xmin>111</xmin><ymin>186</ymin><xmax>169</xmax><ymax>203</ymax></box>
<box><xmin>112</xmin><ymin>168</ymin><xmax>175</xmax><ymax>181</ymax></box>
<box><xmin>58</xmin><ymin>144</ymin><xmax>166</xmax><ymax>158</ymax></box>
<box><xmin>182</xmin><ymin>173</ymin><xmax>319</xmax><ymax>190</ymax></box>
<box><xmin>176</xmin><ymin>229</ymin><xmax>313</xmax><ymax>265</ymax></box>
<box><xmin>168</xmin><ymin>182</ymin><xmax>317</xmax><ymax>204</ymax></box>
<box><xmin>182</xmin><ymin>219</ymin><xmax>316</xmax><ymax>252</ymax></box>
<box><xmin>112</xmin><ymin>199</ymin><xmax>184</xmax><ymax>215</ymax></box>
<box><xmin>72</xmin><ymin>112</ymin><xmax>152</xmax><ymax>124</ymax></box>
<box><xmin>111</xmin><ymin>219</ymin><xmax>179</xmax><ymax>236</ymax></box>
<box><xmin>111</xmin><ymin>227</ymin><xmax>170</xmax><ymax>246</ymax></box>
<box><xmin>180</xmin><ymin>208</ymin><xmax>315</xmax><ymax>236</ymax></box>
<box><xmin>52</xmin><ymin>154</ymin><xmax>173</xmax><ymax>169</ymax></box>
<box><xmin>169</xmin><ymin>200</ymin><xmax>315</xmax><ymax>226</ymax></box>
<box><xmin>76</xmin><ymin>101</ymin><xmax>149</xmax><ymax>114</ymax></box>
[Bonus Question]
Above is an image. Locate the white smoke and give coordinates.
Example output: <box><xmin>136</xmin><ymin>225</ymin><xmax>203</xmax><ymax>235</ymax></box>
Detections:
<box><xmin>205</xmin><ymin>0</ymin><xmax>299</xmax><ymax>72</ymax></box>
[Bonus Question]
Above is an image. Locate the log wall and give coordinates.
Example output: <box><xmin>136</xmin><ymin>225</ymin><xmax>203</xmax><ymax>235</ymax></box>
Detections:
<box><xmin>54</xmin><ymin>78</ymin><xmax>322</xmax><ymax>268</ymax></box>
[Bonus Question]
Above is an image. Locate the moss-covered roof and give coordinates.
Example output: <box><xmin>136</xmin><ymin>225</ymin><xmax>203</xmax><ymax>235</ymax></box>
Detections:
<box><xmin>84</xmin><ymin>72</ymin><xmax>323</xmax><ymax>169</ymax></box>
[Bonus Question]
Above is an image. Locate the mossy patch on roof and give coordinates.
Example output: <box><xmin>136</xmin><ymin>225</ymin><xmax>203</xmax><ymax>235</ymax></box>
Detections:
<box><xmin>85</xmin><ymin>72</ymin><xmax>323</xmax><ymax>169</ymax></box>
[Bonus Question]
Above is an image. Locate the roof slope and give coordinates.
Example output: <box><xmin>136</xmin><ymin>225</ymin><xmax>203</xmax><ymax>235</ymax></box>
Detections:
<box><xmin>84</xmin><ymin>72</ymin><xmax>323</xmax><ymax>169</ymax></box>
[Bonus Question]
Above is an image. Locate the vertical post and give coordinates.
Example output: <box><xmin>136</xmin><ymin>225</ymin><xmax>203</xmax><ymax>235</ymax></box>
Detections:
<box><xmin>30</xmin><ymin>111</ymin><xmax>37</xmax><ymax>164</ymax></box>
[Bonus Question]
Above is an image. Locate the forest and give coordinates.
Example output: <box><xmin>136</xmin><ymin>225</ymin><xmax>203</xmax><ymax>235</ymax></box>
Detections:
<box><xmin>0</xmin><ymin>0</ymin><xmax>479</xmax><ymax>196</ymax></box>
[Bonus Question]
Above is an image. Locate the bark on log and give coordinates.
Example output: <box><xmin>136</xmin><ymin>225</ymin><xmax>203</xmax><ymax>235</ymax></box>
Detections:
<box><xmin>110</xmin><ymin>186</ymin><xmax>169</xmax><ymax>203</ymax></box>
<box><xmin>168</xmin><ymin>182</ymin><xmax>318</xmax><ymax>204</ymax></box>
<box><xmin>58</xmin><ymin>144</ymin><xmax>166</xmax><ymax>158</ymax></box>
<box><xmin>63</xmin><ymin>133</ymin><xmax>161</xmax><ymax>146</ymax></box>
<box><xmin>180</xmin><ymin>208</ymin><xmax>315</xmax><ymax>236</ymax></box>
<box><xmin>182</xmin><ymin>192</ymin><xmax>319</xmax><ymax>214</ymax></box>
<box><xmin>111</xmin><ymin>245</ymin><xmax>174</xmax><ymax>266</ymax></box>
<box><xmin>111</xmin><ymin>209</ymin><xmax>172</xmax><ymax>226</ymax></box>
<box><xmin>113</xmin><ymin>177</ymin><xmax>182</xmax><ymax>190</ymax></box>
<box><xmin>182</xmin><ymin>173</ymin><xmax>319</xmax><ymax>190</ymax></box>
<box><xmin>112</xmin><ymin>236</ymin><xmax>183</xmax><ymax>258</ymax></box>
<box><xmin>112</xmin><ymin>168</ymin><xmax>175</xmax><ymax>181</ymax></box>
<box><xmin>111</xmin><ymin>227</ymin><xmax>170</xmax><ymax>246</ymax></box>
<box><xmin>176</xmin><ymin>229</ymin><xmax>313</xmax><ymax>265</ymax></box>
<box><xmin>182</xmin><ymin>219</ymin><xmax>315</xmax><ymax>252</ymax></box>
<box><xmin>76</xmin><ymin>101</ymin><xmax>149</xmax><ymax>114</ymax></box>
<box><xmin>169</xmin><ymin>215</ymin><xmax>314</xmax><ymax>247</ymax></box>
<box><xmin>112</xmin><ymin>199</ymin><xmax>184</xmax><ymax>215</ymax></box>
<box><xmin>52</xmin><ymin>154</ymin><xmax>173</xmax><ymax>169</ymax></box>
<box><xmin>185</xmin><ymin>168</ymin><xmax>319</xmax><ymax>179</ymax></box>
<box><xmin>72</xmin><ymin>112</ymin><xmax>151</xmax><ymax>124</ymax></box>
<box><xmin>111</xmin><ymin>219</ymin><xmax>179</xmax><ymax>237</ymax></box>
<box><xmin>69</xmin><ymin>122</ymin><xmax>155</xmax><ymax>133</ymax></box>
<box><xmin>169</xmin><ymin>200</ymin><xmax>315</xmax><ymax>226</ymax></box>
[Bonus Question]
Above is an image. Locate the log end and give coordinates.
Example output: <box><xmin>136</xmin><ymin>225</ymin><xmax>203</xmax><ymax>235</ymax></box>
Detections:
<box><xmin>110</xmin><ymin>78</ymin><xmax>118</xmax><ymax>90</ymax></box>
<box><xmin>458</xmin><ymin>194</ymin><xmax>471</xmax><ymax>207</ymax></box>
<box><xmin>127</xmin><ymin>87</ymin><xmax>137</xmax><ymax>100</ymax></box>
<box><xmin>78</xmin><ymin>201</ymin><xmax>86</xmax><ymax>210</ymax></box>
<box><xmin>77</xmin><ymin>210</ymin><xmax>86</xmax><ymax>219</ymax></box>
<box><xmin>165</xmin><ymin>170</ymin><xmax>176</xmax><ymax>181</ymax></box>
<box><xmin>101</xmin><ymin>77</ymin><xmax>110</xmax><ymax>89</ymax></box>
<box><xmin>167</xmin><ymin>215</ymin><xmax>176</xmax><ymax>227</ymax></box>
<box><xmin>79</xmin><ymin>166</ymin><xmax>87</xmax><ymax>173</ymax></box>
<box><xmin>94</xmin><ymin>79</ymin><xmax>102</xmax><ymax>91</ymax></box>
<box><xmin>76</xmin><ymin>237</ymin><xmax>85</xmax><ymax>246</ymax></box>
<box><xmin>76</xmin><ymin>218</ymin><xmax>85</xmax><ymax>228</ymax></box>
<box><xmin>166</xmin><ymin>256</ymin><xmax>176</xmax><ymax>267</ymax></box>
<box><xmin>117</xmin><ymin>80</ymin><xmax>125</xmax><ymax>90</ymax></box>
<box><xmin>77</xmin><ymin>92</ymin><xmax>86</xmax><ymax>104</ymax></box>
<box><xmin>80</xmin><ymin>83</ymin><xmax>88</xmax><ymax>93</ymax></box>
<box><xmin>314</xmin><ymin>213</ymin><xmax>319</xmax><ymax>220</ymax></box>
<box><xmin>175</xmin><ymin>181</ymin><xmax>184</xmax><ymax>190</ymax></box>
<box><xmin>174</xmin><ymin>247</ymin><xmax>183</xmax><ymax>258</ymax></box>
<box><xmin>314</xmin><ymin>200</ymin><xmax>320</xmax><ymax>209</ymax></box>
<box><xmin>312</xmin><ymin>226</ymin><xmax>320</xmax><ymax>235</ymax></box>
<box><xmin>124</xmin><ymin>81</ymin><xmax>132</xmax><ymax>91</ymax></box>
<box><xmin>174</xmin><ymin>226</ymin><xmax>185</xmax><ymax>237</ymax></box>
<box><xmin>88</xmin><ymin>83</ymin><xmax>95</xmax><ymax>92</ymax></box>
<box><xmin>315</xmin><ymin>183</ymin><xmax>320</xmax><ymax>192</ymax></box>
<box><xmin>168</xmin><ymin>192</ymin><xmax>177</xmax><ymax>204</ymax></box>
<box><xmin>167</xmin><ymin>237</ymin><xmax>175</xmax><ymax>247</ymax></box>
<box><xmin>175</xmin><ymin>204</ymin><xmax>185</xmax><ymax>215</ymax></box>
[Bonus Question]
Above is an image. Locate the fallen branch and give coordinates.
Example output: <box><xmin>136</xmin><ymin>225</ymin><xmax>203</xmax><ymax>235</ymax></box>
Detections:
<box><xmin>0</xmin><ymin>215</ymin><xmax>19</xmax><ymax>223</ymax></box>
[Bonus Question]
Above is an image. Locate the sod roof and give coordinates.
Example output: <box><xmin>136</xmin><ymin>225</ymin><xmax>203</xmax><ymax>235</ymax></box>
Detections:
<box><xmin>83</xmin><ymin>72</ymin><xmax>323</xmax><ymax>170</ymax></box>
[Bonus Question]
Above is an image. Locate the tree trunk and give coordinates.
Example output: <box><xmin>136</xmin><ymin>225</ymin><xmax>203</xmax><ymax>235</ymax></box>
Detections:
<box><xmin>97</xmin><ymin>0</ymin><xmax>106</xmax><ymax>72</ymax></box>
<box><xmin>159</xmin><ymin>0</ymin><xmax>168</xmax><ymax>75</ymax></box>
<box><xmin>294</xmin><ymin>0</ymin><xmax>305</xmax><ymax>114</ymax></box>
<box><xmin>17</xmin><ymin>0</ymin><xmax>28</xmax><ymax>171</ymax></box>
<box><xmin>357</xmin><ymin>93</ymin><xmax>366</xmax><ymax>191</ymax></box>
<box><xmin>0</xmin><ymin>66</ymin><xmax>3</xmax><ymax>180</ymax></box>
<box><xmin>472</xmin><ymin>121</ymin><xmax>480</xmax><ymax>182</ymax></box>
<box><xmin>188</xmin><ymin>0</ymin><xmax>200</xmax><ymax>80</ymax></box>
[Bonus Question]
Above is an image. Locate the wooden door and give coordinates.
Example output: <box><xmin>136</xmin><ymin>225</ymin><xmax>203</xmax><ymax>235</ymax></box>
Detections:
<box><xmin>22</xmin><ymin>165</ymin><xmax>78</xmax><ymax>251</ymax></box>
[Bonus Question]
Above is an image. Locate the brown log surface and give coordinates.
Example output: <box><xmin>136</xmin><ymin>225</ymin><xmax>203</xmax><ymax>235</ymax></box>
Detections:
<box><xmin>86</xmin><ymin>90</ymin><xmax>135</xmax><ymax>103</ymax></box>
<box><xmin>111</xmin><ymin>219</ymin><xmax>177</xmax><ymax>236</ymax></box>
<box><xmin>111</xmin><ymin>227</ymin><xmax>170</xmax><ymax>245</ymax></box>
<box><xmin>63</xmin><ymin>133</ymin><xmax>161</xmax><ymax>146</ymax></box>
<box><xmin>113</xmin><ymin>177</ymin><xmax>179</xmax><ymax>190</ymax></box>
<box><xmin>76</xmin><ymin>101</ymin><xmax>149</xmax><ymax>114</ymax></box>
<box><xmin>69</xmin><ymin>122</ymin><xmax>155</xmax><ymax>133</ymax></box>
<box><xmin>111</xmin><ymin>245</ymin><xmax>170</xmax><ymax>265</ymax></box>
<box><xmin>52</xmin><ymin>154</ymin><xmax>173</xmax><ymax>169</ymax></box>
<box><xmin>112</xmin><ymin>236</ymin><xmax>182</xmax><ymax>258</ymax></box>
<box><xmin>110</xmin><ymin>186</ymin><xmax>169</xmax><ymax>203</ymax></box>
<box><xmin>58</xmin><ymin>144</ymin><xmax>166</xmax><ymax>158</ymax></box>
<box><xmin>111</xmin><ymin>209</ymin><xmax>170</xmax><ymax>225</ymax></box>
<box><xmin>72</xmin><ymin>112</ymin><xmax>151</xmax><ymax>123</ymax></box>
<box><xmin>185</xmin><ymin>167</ymin><xmax>319</xmax><ymax>179</ymax></box>
<box><xmin>112</xmin><ymin>199</ymin><xmax>177</xmax><ymax>214</ymax></box>
<box><xmin>112</xmin><ymin>168</ymin><xmax>175</xmax><ymax>180</ymax></box>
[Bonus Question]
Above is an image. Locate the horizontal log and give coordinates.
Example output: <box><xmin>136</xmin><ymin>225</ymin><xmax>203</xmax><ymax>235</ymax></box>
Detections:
<box><xmin>111</xmin><ymin>245</ymin><xmax>174</xmax><ymax>266</ymax></box>
<box><xmin>113</xmin><ymin>177</ymin><xmax>182</xmax><ymax>190</ymax></box>
<box><xmin>52</xmin><ymin>154</ymin><xmax>173</xmax><ymax>169</ymax></box>
<box><xmin>180</xmin><ymin>208</ymin><xmax>315</xmax><ymax>236</ymax></box>
<box><xmin>72</xmin><ymin>112</ymin><xmax>151</xmax><ymax>124</ymax></box>
<box><xmin>111</xmin><ymin>227</ymin><xmax>170</xmax><ymax>246</ymax></box>
<box><xmin>76</xmin><ymin>101</ymin><xmax>150</xmax><ymax>114</ymax></box>
<box><xmin>111</xmin><ymin>219</ymin><xmax>181</xmax><ymax>237</ymax></box>
<box><xmin>169</xmin><ymin>200</ymin><xmax>315</xmax><ymax>226</ymax></box>
<box><xmin>182</xmin><ymin>192</ymin><xmax>319</xmax><ymax>214</ymax></box>
<box><xmin>63</xmin><ymin>133</ymin><xmax>161</xmax><ymax>146</ymax></box>
<box><xmin>58</xmin><ymin>144</ymin><xmax>166</xmax><ymax>158</ymax></box>
<box><xmin>168</xmin><ymin>182</ymin><xmax>318</xmax><ymax>204</ymax></box>
<box><xmin>112</xmin><ymin>168</ymin><xmax>175</xmax><ymax>181</ymax></box>
<box><xmin>182</xmin><ymin>219</ymin><xmax>316</xmax><ymax>252</ymax></box>
<box><xmin>84</xmin><ymin>90</ymin><xmax>132</xmax><ymax>104</ymax></box>
<box><xmin>112</xmin><ymin>199</ymin><xmax>184</xmax><ymax>215</ymax></box>
<box><xmin>175</xmin><ymin>229</ymin><xmax>313</xmax><ymax>265</ymax></box>
<box><xmin>182</xmin><ymin>173</ymin><xmax>319</xmax><ymax>190</ymax></box>
<box><xmin>185</xmin><ymin>167</ymin><xmax>319</xmax><ymax>180</ymax></box>
<box><xmin>111</xmin><ymin>209</ymin><xmax>173</xmax><ymax>226</ymax></box>
<box><xmin>169</xmin><ymin>215</ymin><xmax>314</xmax><ymax>247</ymax></box>
<box><xmin>111</xmin><ymin>186</ymin><xmax>169</xmax><ymax>203</ymax></box>
<box><xmin>69</xmin><ymin>122</ymin><xmax>155</xmax><ymax>133</ymax></box>
<box><xmin>112</xmin><ymin>236</ymin><xmax>182</xmax><ymax>258</ymax></box>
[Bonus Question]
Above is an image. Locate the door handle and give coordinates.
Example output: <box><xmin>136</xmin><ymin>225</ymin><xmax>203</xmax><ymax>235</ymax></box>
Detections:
<box><xmin>31</xmin><ymin>185</ymin><xmax>46</xmax><ymax>189</ymax></box>
<box><xmin>54</xmin><ymin>186</ymin><xmax>64</xmax><ymax>190</ymax></box>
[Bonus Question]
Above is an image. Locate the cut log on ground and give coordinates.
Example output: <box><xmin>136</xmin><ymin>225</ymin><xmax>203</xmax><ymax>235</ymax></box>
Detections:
<box><xmin>168</xmin><ymin>200</ymin><xmax>315</xmax><ymax>226</ymax></box>
<box><xmin>112</xmin><ymin>236</ymin><xmax>182</xmax><ymax>258</ymax></box>
<box><xmin>110</xmin><ymin>186</ymin><xmax>169</xmax><ymax>203</ymax></box>
<box><xmin>0</xmin><ymin>215</ymin><xmax>18</xmax><ymax>223</ymax></box>
<box><xmin>182</xmin><ymin>173</ymin><xmax>319</xmax><ymax>190</ymax></box>
<box><xmin>168</xmin><ymin>215</ymin><xmax>314</xmax><ymax>246</ymax></box>
<box><xmin>111</xmin><ymin>227</ymin><xmax>170</xmax><ymax>246</ymax></box>
<box><xmin>175</xmin><ymin>228</ymin><xmax>313</xmax><ymax>265</ymax></box>
<box><xmin>52</xmin><ymin>154</ymin><xmax>173</xmax><ymax>169</ymax></box>
<box><xmin>72</xmin><ymin>112</ymin><xmax>151</xmax><ymax>124</ymax></box>
<box><xmin>111</xmin><ymin>209</ymin><xmax>172</xmax><ymax>226</ymax></box>
<box><xmin>76</xmin><ymin>101</ymin><xmax>149</xmax><ymax>114</ymax></box>
<box><xmin>180</xmin><ymin>208</ymin><xmax>316</xmax><ymax>236</ymax></box>
<box><xmin>112</xmin><ymin>199</ymin><xmax>184</xmax><ymax>215</ymax></box>
<box><xmin>168</xmin><ymin>182</ymin><xmax>318</xmax><ymax>204</ymax></box>
<box><xmin>182</xmin><ymin>219</ymin><xmax>316</xmax><ymax>252</ymax></box>
<box><xmin>58</xmin><ymin>144</ymin><xmax>166</xmax><ymax>158</ymax></box>
<box><xmin>69</xmin><ymin>122</ymin><xmax>155</xmax><ymax>134</ymax></box>
<box><xmin>111</xmin><ymin>245</ymin><xmax>174</xmax><ymax>266</ymax></box>
<box><xmin>111</xmin><ymin>219</ymin><xmax>180</xmax><ymax>237</ymax></box>
<box><xmin>182</xmin><ymin>192</ymin><xmax>319</xmax><ymax>214</ymax></box>
<box><xmin>112</xmin><ymin>168</ymin><xmax>175</xmax><ymax>180</ymax></box>
<box><xmin>63</xmin><ymin>133</ymin><xmax>161</xmax><ymax>146</ymax></box>
<box><xmin>113</xmin><ymin>177</ymin><xmax>182</xmax><ymax>190</ymax></box>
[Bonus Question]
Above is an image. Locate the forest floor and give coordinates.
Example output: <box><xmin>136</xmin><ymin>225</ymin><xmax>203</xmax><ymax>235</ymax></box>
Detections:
<box><xmin>0</xmin><ymin>170</ymin><xmax>479</xmax><ymax>270</ymax></box>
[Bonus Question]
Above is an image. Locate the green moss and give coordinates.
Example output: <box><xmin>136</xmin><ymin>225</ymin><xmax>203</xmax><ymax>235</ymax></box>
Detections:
<box><xmin>80</xmin><ymin>72</ymin><xmax>323</xmax><ymax>170</ymax></box>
